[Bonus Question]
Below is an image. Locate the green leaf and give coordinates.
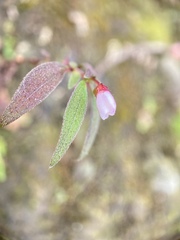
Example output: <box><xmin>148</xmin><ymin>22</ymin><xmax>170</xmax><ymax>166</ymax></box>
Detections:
<box><xmin>69</xmin><ymin>61</ymin><xmax>78</xmax><ymax>68</ymax></box>
<box><xmin>0</xmin><ymin>156</ymin><xmax>6</xmax><ymax>182</ymax></box>
<box><xmin>50</xmin><ymin>80</ymin><xmax>88</xmax><ymax>168</ymax></box>
<box><xmin>68</xmin><ymin>70</ymin><xmax>81</xmax><ymax>89</ymax></box>
<box><xmin>171</xmin><ymin>112</ymin><xmax>180</xmax><ymax>140</ymax></box>
<box><xmin>0</xmin><ymin>136</ymin><xmax>7</xmax><ymax>182</ymax></box>
<box><xmin>78</xmin><ymin>95</ymin><xmax>100</xmax><ymax>161</ymax></box>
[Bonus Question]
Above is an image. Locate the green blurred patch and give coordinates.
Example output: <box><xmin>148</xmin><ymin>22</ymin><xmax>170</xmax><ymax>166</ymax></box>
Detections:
<box><xmin>143</xmin><ymin>96</ymin><xmax>158</xmax><ymax>114</ymax></box>
<box><xmin>18</xmin><ymin>0</ymin><xmax>40</xmax><ymax>11</ymax></box>
<box><xmin>0</xmin><ymin>136</ymin><xmax>7</xmax><ymax>182</ymax></box>
<box><xmin>131</xmin><ymin>2</ymin><xmax>171</xmax><ymax>42</ymax></box>
<box><xmin>2</xmin><ymin>20</ymin><xmax>16</xmax><ymax>60</ymax></box>
<box><xmin>2</xmin><ymin>35</ymin><xmax>16</xmax><ymax>60</ymax></box>
<box><xmin>171</xmin><ymin>112</ymin><xmax>180</xmax><ymax>140</ymax></box>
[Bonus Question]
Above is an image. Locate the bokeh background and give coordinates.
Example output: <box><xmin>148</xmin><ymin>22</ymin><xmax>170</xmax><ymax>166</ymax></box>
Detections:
<box><xmin>0</xmin><ymin>0</ymin><xmax>180</xmax><ymax>239</ymax></box>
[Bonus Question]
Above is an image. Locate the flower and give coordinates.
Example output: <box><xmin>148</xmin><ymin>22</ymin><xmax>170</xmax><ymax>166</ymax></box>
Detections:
<box><xmin>94</xmin><ymin>83</ymin><xmax>116</xmax><ymax>120</ymax></box>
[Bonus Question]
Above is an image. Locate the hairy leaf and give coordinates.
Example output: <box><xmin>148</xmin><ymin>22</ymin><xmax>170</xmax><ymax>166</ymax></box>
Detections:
<box><xmin>78</xmin><ymin>95</ymin><xmax>100</xmax><ymax>160</ymax></box>
<box><xmin>68</xmin><ymin>70</ymin><xmax>81</xmax><ymax>89</ymax></box>
<box><xmin>50</xmin><ymin>80</ymin><xmax>88</xmax><ymax>168</ymax></box>
<box><xmin>0</xmin><ymin>62</ymin><xmax>66</xmax><ymax>126</ymax></box>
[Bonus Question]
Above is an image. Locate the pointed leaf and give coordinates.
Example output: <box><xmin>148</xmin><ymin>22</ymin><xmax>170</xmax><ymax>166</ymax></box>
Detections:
<box><xmin>50</xmin><ymin>80</ymin><xmax>88</xmax><ymax>168</ymax></box>
<box><xmin>0</xmin><ymin>62</ymin><xmax>66</xmax><ymax>126</ymax></box>
<box><xmin>68</xmin><ymin>70</ymin><xmax>81</xmax><ymax>89</ymax></box>
<box><xmin>69</xmin><ymin>61</ymin><xmax>78</xmax><ymax>68</ymax></box>
<box><xmin>78</xmin><ymin>95</ymin><xmax>100</xmax><ymax>160</ymax></box>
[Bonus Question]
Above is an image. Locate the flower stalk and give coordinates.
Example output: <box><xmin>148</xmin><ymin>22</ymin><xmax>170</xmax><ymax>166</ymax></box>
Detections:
<box><xmin>65</xmin><ymin>60</ymin><xmax>116</xmax><ymax>120</ymax></box>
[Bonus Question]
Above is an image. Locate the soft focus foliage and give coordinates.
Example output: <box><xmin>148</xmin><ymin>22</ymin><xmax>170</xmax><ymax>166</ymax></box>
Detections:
<box><xmin>0</xmin><ymin>136</ymin><xmax>7</xmax><ymax>182</ymax></box>
<box><xmin>0</xmin><ymin>0</ymin><xmax>180</xmax><ymax>240</ymax></box>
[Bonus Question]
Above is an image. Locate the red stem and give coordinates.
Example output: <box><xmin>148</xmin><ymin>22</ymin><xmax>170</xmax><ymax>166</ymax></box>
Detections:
<box><xmin>90</xmin><ymin>77</ymin><xmax>100</xmax><ymax>86</ymax></box>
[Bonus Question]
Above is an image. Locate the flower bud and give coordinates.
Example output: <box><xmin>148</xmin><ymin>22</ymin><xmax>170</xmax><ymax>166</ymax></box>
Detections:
<box><xmin>94</xmin><ymin>83</ymin><xmax>116</xmax><ymax>120</ymax></box>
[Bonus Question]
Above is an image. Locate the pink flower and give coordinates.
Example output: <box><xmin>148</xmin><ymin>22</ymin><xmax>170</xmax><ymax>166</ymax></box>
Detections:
<box><xmin>94</xmin><ymin>83</ymin><xmax>116</xmax><ymax>120</ymax></box>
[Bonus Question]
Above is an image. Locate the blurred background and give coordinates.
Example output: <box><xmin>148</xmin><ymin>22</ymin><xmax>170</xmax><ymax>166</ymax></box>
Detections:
<box><xmin>0</xmin><ymin>0</ymin><xmax>180</xmax><ymax>239</ymax></box>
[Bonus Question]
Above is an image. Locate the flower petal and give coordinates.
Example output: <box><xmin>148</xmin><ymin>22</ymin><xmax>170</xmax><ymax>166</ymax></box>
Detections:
<box><xmin>96</xmin><ymin>92</ymin><xmax>109</xmax><ymax>120</ymax></box>
<box><xmin>103</xmin><ymin>91</ymin><xmax>116</xmax><ymax>116</ymax></box>
<box><xmin>96</xmin><ymin>90</ymin><xmax>116</xmax><ymax>120</ymax></box>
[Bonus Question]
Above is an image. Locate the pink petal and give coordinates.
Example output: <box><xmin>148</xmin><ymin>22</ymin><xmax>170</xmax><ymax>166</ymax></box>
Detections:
<box><xmin>96</xmin><ymin>91</ymin><xmax>116</xmax><ymax>120</ymax></box>
<box><xmin>103</xmin><ymin>91</ymin><xmax>116</xmax><ymax>115</ymax></box>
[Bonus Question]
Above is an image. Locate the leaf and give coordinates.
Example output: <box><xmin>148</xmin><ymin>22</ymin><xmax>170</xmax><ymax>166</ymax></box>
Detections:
<box><xmin>69</xmin><ymin>61</ymin><xmax>78</xmax><ymax>68</ymax></box>
<box><xmin>68</xmin><ymin>70</ymin><xmax>81</xmax><ymax>89</ymax></box>
<box><xmin>0</xmin><ymin>136</ymin><xmax>7</xmax><ymax>182</ymax></box>
<box><xmin>0</xmin><ymin>62</ymin><xmax>66</xmax><ymax>127</ymax></box>
<box><xmin>78</xmin><ymin>95</ymin><xmax>100</xmax><ymax>161</ymax></box>
<box><xmin>0</xmin><ymin>155</ymin><xmax>6</xmax><ymax>182</ymax></box>
<box><xmin>50</xmin><ymin>80</ymin><xmax>88</xmax><ymax>168</ymax></box>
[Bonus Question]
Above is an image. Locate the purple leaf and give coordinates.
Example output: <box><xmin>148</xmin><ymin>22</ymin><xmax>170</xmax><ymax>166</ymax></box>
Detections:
<box><xmin>0</xmin><ymin>62</ymin><xmax>66</xmax><ymax>126</ymax></box>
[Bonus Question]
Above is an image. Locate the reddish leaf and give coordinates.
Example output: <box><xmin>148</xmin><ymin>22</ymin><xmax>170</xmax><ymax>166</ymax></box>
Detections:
<box><xmin>0</xmin><ymin>62</ymin><xmax>66</xmax><ymax>126</ymax></box>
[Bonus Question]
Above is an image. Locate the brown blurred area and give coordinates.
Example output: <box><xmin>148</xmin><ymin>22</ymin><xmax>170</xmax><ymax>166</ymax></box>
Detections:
<box><xmin>0</xmin><ymin>0</ymin><xmax>180</xmax><ymax>239</ymax></box>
